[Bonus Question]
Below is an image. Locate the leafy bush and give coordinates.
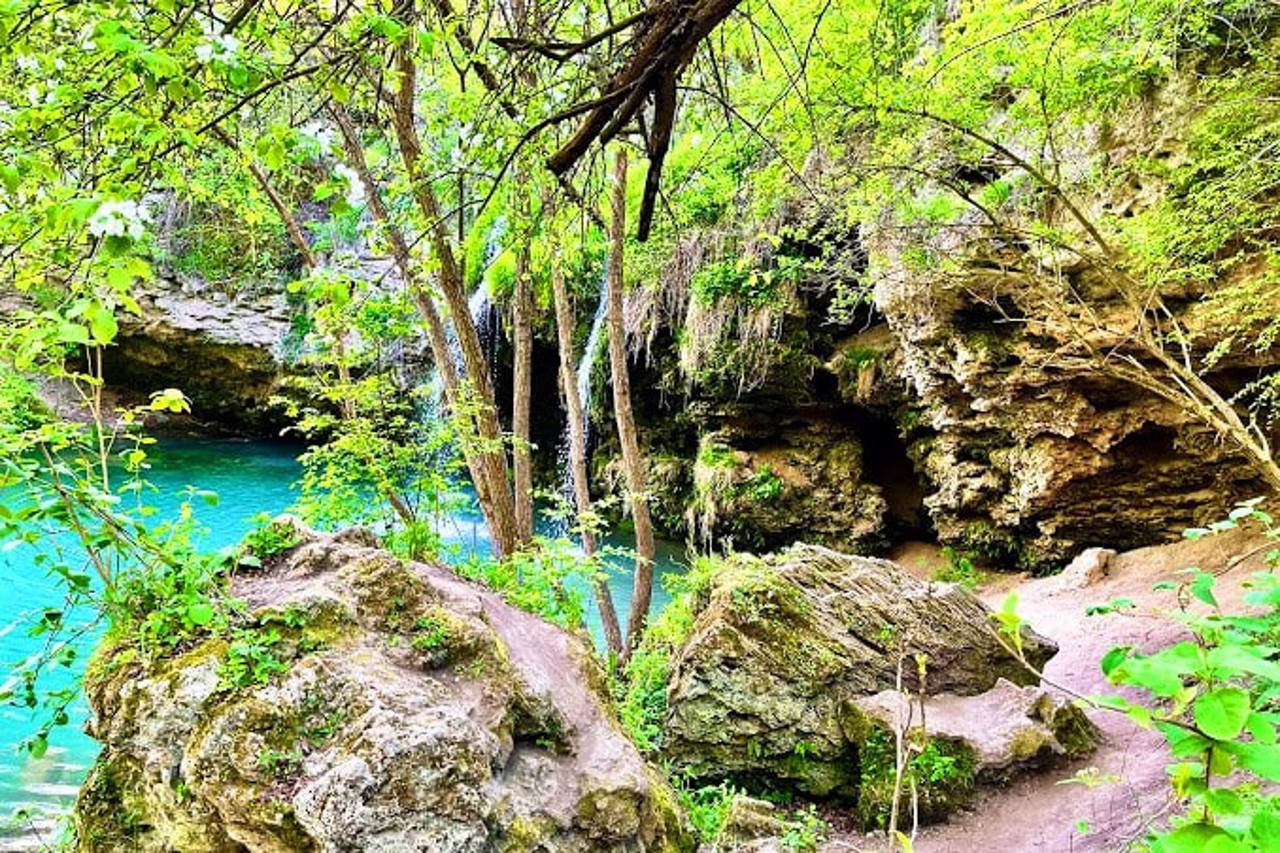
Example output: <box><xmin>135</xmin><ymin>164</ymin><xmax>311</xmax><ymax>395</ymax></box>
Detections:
<box><xmin>615</xmin><ymin>557</ymin><xmax>717</xmax><ymax>752</ymax></box>
<box><xmin>455</xmin><ymin>537</ymin><xmax>589</xmax><ymax>629</ymax></box>
<box><xmin>933</xmin><ymin>547</ymin><xmax>984</xmax><ymax>591</ymax></box>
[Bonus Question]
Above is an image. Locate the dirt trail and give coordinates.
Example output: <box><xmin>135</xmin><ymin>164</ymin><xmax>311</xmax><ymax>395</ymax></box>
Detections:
<box><xmin>822</xmin><ymin>528</ymin><xmax>1273</xmax><ymax>853</ymax></box>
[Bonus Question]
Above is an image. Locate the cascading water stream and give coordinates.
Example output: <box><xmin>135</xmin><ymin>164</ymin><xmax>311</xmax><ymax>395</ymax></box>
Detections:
<box><xmin>555</xmin><ymin>269</ymin><xmax>610</xmax><ymax>520</ymax></box>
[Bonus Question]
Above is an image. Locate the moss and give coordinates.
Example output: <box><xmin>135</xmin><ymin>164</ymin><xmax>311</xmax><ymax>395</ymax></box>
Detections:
<box><xmin>72</xmin><ymin>754</ymin><xmax>151</xmax><ymax>850</ymax></box>
<box><xmin>497</xmin><ymin>815</ymin><xmax>559</xmax><ymax>852</ymax></box>
<box><xmin>853</xmin><ymin>725</ymin><xmax>977</xmax><ymax>830</ymax></box>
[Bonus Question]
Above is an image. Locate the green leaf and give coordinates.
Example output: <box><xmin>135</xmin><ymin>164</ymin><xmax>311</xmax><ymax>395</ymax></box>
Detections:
<box><xmin>1100</xmin><ymin>645</ymin><xmax>1130</xmax><ymax>676</ymax></box>
<box><xmin>1202</xmin><ymin>835</ymin><xmax>1251</xmax><ymax>853</ymax></box>
<box><xmin>1158</xmin><ymin>822</ymin><xmax>1229</xmax><ymax>852</ymax></box>
<box><xmin>1195</xmin><ymin>688</ymin><xmax>1252</xmax><ymax>740</ymax></box>
<box><xmin>1204</xmin><ymin>788</ymin><xmax>1244</xmax><ymax>815</ymax></box>
<box><xmin>1251</xmin><ymin>808</ymin><xmax>1280</xmax><ymax>846</ymax></box>
<box><xmin>28</xmin><ymin>733</ymin><xmax>48</xmax><ymax>759</ymax></box>
<box><xmin>1222</xmin><ymin>741</ymin><xmax>1280</xmax><ymax>781</ymax></box>
<box><xmin>1206</xmin><ymin>644</ymin><xmax>1280</xmax><ymax>682</ymax></box>
<box><xmin>186</xmin><ymin>602</ymin><xmax>215</xmax><ymax>626</ymax></box>
<box><xmin>1189</xmin><ymin>571</ymin><xmax>1218</xmax><ymax>607</ymax></box>
<box><xmin>1246</xmin><ymin>711</ymin><xmax>1277</xmax><ymax>745</ymax></box>
<box><xmin>85</xmin><ymin>304</ymin><xmax>118</xmax><ymax>344</ymax></box>
<box><xmin>56</xmin><ymin>322</ymin><xmax>90</xmax><ymax>345</ymax></box>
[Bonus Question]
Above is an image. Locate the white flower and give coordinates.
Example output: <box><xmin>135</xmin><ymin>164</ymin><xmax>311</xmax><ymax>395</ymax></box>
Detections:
<box><xmin>16</xmin><ymin>55</ymin><xmax>38</xmax><ymax>73</ymax></box>
<box><xmin>88</xmin><ymin>199</ymin><xmax>151</xmax><ymax>240</ymax></box>
<box><xmin>301</xmin><ymin>120</ymin><xmax>335</xmax><ymax>150</ymax></box>
<box><xmin>333</xmin><ymin>163</ymin><xmax>365</xmax><ymax>206</ymax></box>
<box><xmin>195</xmin><ymin>33</ymin><xmax>239</xmax><ymax>65</ymax></box>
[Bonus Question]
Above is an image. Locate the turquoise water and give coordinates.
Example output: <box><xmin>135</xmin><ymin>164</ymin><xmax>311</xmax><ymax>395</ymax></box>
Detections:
<box><xmin>0</xmin><ymin>438</ymin><xmax>684</xmax><ymax>842</ymax></box>
<box><xmin>1</xmin><ymin>438</ymin><xmax>303</xmax><ymax>840</ymax></box>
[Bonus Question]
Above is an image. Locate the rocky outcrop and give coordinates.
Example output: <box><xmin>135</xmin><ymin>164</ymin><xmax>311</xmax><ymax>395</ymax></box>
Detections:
<box><xmin>74</xmin><ymin>523</ymin><xmax>687</xmax><ymax>852</ymax></box>
<box><xmin>104</xmin><ymin>282</ymin><xmax>297</xmax><ymax>432</ymax></box>
<box><xmin>686</xmin><ymin>411</ymin><xmax>890</xmax><ymax>554</ymax></box>
<box><xmin>661</xmin><ymin>545</ymin><xmax>1060</xmax><ymax>798</ymax></box>
<box><xmin>850</xmin><ymin>678</ymin><xmax>1097</xmax><ymax>827</ymax></box>
<box><xmin>867</xmin><ymin>261</ymin><xmax>1270</xmax><ymax>570</ymax></box>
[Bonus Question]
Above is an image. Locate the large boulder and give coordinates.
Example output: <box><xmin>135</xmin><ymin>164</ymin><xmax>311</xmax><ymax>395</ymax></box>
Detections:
<box><xmin>661</xmin><ymin>545</ymin><xmax>1058</xmax><ymax>798</ymax></box>
<box><xmin>849</xmin><ymin>678</ymin><xmax>1097</xmax><ymax>828</ymax></box>
<box><xmin>74</xmin><ymin>524</ymin><xmax>687</xmax><ymax>852</ymax></box>
<box><xmin>685</xmin><ymin>414</ymin><xmax>890</xmax><ymax>555</ymax></box>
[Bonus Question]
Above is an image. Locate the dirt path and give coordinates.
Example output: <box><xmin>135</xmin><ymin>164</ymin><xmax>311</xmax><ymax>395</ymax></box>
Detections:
<box><xmin>822</xmin><ymin>528</ymin><xmax>1273</xmax><ymax>853</ymax></box>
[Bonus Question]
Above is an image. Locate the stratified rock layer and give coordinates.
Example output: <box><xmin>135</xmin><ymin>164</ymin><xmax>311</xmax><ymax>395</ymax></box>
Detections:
<box><xmin>74</xmin><ymin>524</ymin><xmax>687</xmax><ymax>853</ymax></box>
<box><xmin>105</xmin><ymin>283</ymin><xmax>295</xmax><ymax>432</ymax></box>
<box><xmin>661</xmin><ymin>545</ymin><xmax>1059</xmax><ymax>797</ymax></box>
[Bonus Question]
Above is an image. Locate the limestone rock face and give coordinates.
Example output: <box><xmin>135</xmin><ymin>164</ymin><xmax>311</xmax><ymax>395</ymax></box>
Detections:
<box><xmin>869</xmin><ymin>262</ymin><xmax>1269</xmax><ymax>570</ymax></box>
<box><xmin>661</xmin><ymin>545</ymin><xmax>1057</xmax><ymax>797</ymax></box>
<box><xmin>74</xmin><ymin>524</ymin><xmax>687</xmax><ymax>853</ymax></box>
<box><xmin>853</xmin><ymin>677</ymin><xmax>1098</xmax><ymax>780</ymax></box>
<box><xmin>105</xmin><ymin>282</ymin><xmax>296</xmax><ymax>432</ymax></box>
<box><xmin>686</xmin><ymin>413</ymin><xmax>889</xmax><ymax>554</ymax></box>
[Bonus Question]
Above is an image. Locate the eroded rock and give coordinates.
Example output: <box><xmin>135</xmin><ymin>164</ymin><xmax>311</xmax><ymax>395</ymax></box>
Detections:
<box><xmin>661</xmin><ymin>545</ymin><xmax>1057</xmax><ymax>797</ymax></box>
<box><xmin>74</xmin><ymin>523</ymin><xmax>687</xmax><ymax>852</ymax></box>
<box><xmin>849</xmin><ymin>678</ymin><xmax>1098</xmax><ymax>826</ymax></box>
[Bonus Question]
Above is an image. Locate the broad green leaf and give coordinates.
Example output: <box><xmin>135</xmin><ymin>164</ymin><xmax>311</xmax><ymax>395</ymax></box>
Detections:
<box><xmin>56</xmin><ymin>322</ymin><xmax>90</xmax><ymax>345</ymax></box>
<box><xmin>1222</xmin><ymin>741</ymin><xmax>1280</xmax><ymax>781</ymax></box>
<box><xmin>1204</xmin><ymin>788</ymin><xmax>1243</xmax><ymax>815</ymax></box>
<box><xmin>1251</xmin><ymin>808</ymin><xmax>1280</xmax><ymax>846</ymax></box>
<box><xmin>1195</xmin><ymin>688</ymin><xmax>1251</xmax><ymax>740</ymax></box>
<box><xmin>1157</xmin><ymin>822</ymin><xmax>1229</xmax><ymax>853</ymax></box>
<box><xmin>85</xmin><ymin>304</ymin><xmax>118</xmax><ymax>344</ymax></box>
<box><xmin>186</xmin><ymin>602</ymin><xmax>215</xmax><ymax>626</ymax></box>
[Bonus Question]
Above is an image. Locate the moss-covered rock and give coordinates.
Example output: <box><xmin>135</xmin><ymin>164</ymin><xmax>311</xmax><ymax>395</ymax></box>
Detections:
<box><xmin>661</xmin><ymin>545</ymin><xmax>1058</xmax><ymax>799</ymax></box>
<box><xmin>73</xmin><ymin>523</ymin><xmax>689</xmax><ymax>852</ymax></box>
<box><xmin>686</xmin><ymin>417</ymin><xmax>890</xmax><ymax>555</ymax></box>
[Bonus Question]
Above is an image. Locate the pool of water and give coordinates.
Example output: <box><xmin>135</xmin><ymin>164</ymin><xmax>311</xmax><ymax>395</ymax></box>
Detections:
<box><xmin>0</xmin><ymin>437</ymin><xmax>685</xmax><ymax>840</ymax></box>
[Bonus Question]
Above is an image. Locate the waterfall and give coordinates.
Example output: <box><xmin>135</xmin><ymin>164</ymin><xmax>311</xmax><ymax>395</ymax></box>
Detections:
<box><xmin>556</xmin><ymin>269</ymin><xmax>610</xmax><ymax>513</ymax></box>
<box><xmin>426</xmin><ymin>216</ymin><xmax>509</xmax><ymax>419</ymax></box>
<box><xmin>576</xmin><ymin>270</ymin><xmax>610</xmax><ymax>439</ymax></box>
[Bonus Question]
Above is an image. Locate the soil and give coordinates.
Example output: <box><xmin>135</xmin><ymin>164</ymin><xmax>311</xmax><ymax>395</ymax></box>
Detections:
<box><xmin>820</xmin><ymin>527</ymin><xmax>1276</xmax><ymax>852</ymax></box>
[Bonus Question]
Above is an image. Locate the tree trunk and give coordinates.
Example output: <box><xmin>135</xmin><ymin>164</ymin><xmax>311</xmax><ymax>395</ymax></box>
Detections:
<box><xmin>512</xmin><ymin>175</ymin><xmax>535</xmax><ymax>546</ymax></box>
<box><xmin>214</xmin><ymin>123</ymin><xmax>417</xmax><ymax>526</ymax></box>
<box><xmin>385</xmin><ymin>18</ymin><xmax>519</xmax><ymax>558</ymax></box>
<box><xmin>605</xmin><ymin>149</ymin><xmax>656</xmax><ymax>657</ymax></box>
<box><xmin>549</xmin><ymin>195</ymin><xmax>623</xmax><ymax>655</ymax></box>
<box><xmin>329</xmin><ymin>103</ymin><xmax>511</xmax><ymax>549</ymax></box>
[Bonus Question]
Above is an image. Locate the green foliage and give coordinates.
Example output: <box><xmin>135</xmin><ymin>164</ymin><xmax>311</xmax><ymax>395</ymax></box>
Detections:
<box><xmin>1092</xmin><ymin>508</ymin><xmax>1280</xmax><ymax>850</ymax></box>
<box><xmin>218</xmin><ymin>627</ymin><xmax>289</xmax><ymax>692</ymax></box>
<box><xmin>992</xmin><ymin>499</ymin><xmax>1280</xmax><ymax>851</ymax></box>
<box><xmin>411</xmin><ymin>614</ymin><xmax>451</xmax><ymax>652</ymax></box>
<box><xmin>675</xmin><ymin>780</ymin><xmax>741</xmax><ymax>842</ymax></box>
<box><xmin>241</xmin><ymin>514</ymin><xmax>302</xmax><ymax>562</ymax></box>
<box><xmin>856</xmin><ymin>725</ymin><xmax>977</xmax><ymax>830</ymax></box>
<box><xmin>455</xmin><ymin>537</ymin><xmax>589</xmax><ymax>630</ymax></box>
<box><xmin>256</xmin><ymin>746</ymin><xmax>302</xmax><ymax>779</ymax></box>
<box><xmin>933</xmin><ymin>547</ymin><xmax>984</xmax><ymax>591</ymax></box>
<box><xmin>780</xmin><ymin>804</ymin><xmax>829</xmax><ymax>851</ymax></box>
<box><xmin>615</xmin><ymin>557</ymin><xmax>718</xmax><ymax>752</ymax></box>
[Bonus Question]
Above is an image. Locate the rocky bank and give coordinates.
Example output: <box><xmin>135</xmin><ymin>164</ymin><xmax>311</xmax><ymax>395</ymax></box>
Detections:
<box><xmin>74</xmin><ymin>522</ymin><xmax>687</xmax><ymax>852</ymax></box>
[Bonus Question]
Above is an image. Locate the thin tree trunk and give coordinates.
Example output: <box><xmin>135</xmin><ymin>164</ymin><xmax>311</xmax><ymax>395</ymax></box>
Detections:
<box><xmin>605</xmin><ymin>149</ymin><xmax>656</xmax><ymax>657</ymax></box>
<box><xmin>549</xmin><ymin>195</ymin><xmax>623</xmax><ymax>655</ymax></box>
<box><xmin>387</xmin><ymin>21</ymin><xmax>518</xmax><ymax>558</ymax></box>
<box><xmin>512</xmin><ymin>175</ymin><xmax>535</xmax><ymax>545</ymax></box>
<box><xmin>329</xmin><ymin>104</ymin><xmax>514</xmax><ymax>546</ymax></box>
